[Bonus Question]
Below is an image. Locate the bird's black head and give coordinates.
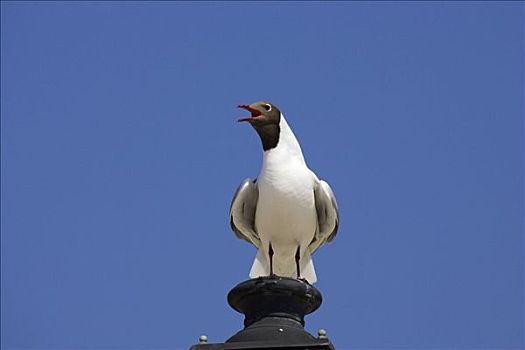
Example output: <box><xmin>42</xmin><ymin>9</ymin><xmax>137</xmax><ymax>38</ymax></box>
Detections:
<box><xmin>238</xmin><ymin>101</ymin><xmax>281</xmax><ymax>151</ymax></box>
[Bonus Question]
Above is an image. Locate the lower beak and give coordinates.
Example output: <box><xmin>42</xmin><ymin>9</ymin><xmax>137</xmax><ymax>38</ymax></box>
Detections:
<box><xmin>237</xmin><ymin>104</ymin><xmax>262</xmax><ymax>122</ymax></box>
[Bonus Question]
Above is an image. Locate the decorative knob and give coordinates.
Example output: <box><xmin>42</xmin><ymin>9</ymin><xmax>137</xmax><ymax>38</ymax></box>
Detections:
<box><xmin>318</xmin><ymin>329</ymin><xmax>327</xmax><ymax>339</ymax></box>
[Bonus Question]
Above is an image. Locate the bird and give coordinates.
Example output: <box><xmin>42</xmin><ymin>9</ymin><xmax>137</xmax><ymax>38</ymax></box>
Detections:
<box><xmin>230</xmin><ymin>101</ymin><xmax>339</xmax><ymax>284</ymax></box>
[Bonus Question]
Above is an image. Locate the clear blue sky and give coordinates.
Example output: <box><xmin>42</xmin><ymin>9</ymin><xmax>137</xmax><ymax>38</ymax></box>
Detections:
<box><xmin>1</xmin><ymin>2</ymin><xmax>523</xmax><ymax>349</ymax></box>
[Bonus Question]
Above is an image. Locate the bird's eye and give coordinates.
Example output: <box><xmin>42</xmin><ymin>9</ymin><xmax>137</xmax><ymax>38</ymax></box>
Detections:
<box><xmin>264</xmin><ymin>104</ymin><xmax>272</xmax><ymax>111</ymax></box>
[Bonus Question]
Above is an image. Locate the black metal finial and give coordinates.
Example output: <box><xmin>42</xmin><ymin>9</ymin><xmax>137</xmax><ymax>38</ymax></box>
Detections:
<box><xmin>189</xmin><ymin>276</ymin><xmax>334</xmax><ymax>350</ymax></box>
<box><xmin>227</xmin><ymin>276</ymin><xmax>322</xmax><ymax>328</ymax></box>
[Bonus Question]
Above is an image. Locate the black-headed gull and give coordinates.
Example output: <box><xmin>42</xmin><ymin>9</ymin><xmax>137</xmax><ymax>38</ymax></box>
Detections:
<box><xmin>230</xmin><ymin>101</ymin><xmax>339</xmax><ymax>284</ymax></box>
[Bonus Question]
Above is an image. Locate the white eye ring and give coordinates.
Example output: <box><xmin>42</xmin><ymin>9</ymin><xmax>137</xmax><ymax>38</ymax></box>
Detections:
<box><xmin>264</xmin><ymin>103</ymin><xmax>272</xmax><ymax>111</ymax></box>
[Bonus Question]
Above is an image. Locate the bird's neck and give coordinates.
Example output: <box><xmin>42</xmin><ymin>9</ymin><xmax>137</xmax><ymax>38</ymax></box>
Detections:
<box><xmin>262</xmin><ymin>115</ymin><xmax>306</xmax><ymax>168</ymax></box>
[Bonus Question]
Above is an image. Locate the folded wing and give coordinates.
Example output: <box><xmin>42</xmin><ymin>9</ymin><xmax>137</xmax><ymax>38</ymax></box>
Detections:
<box><xmin>309</xmin><ymin>179</ymin><xmax>339</xmax><ymax>254</ymax></box>
<box><xmin>230</xmin><ymin>178</ymin><xmax>261</xmax><ymax>248</ymax></box>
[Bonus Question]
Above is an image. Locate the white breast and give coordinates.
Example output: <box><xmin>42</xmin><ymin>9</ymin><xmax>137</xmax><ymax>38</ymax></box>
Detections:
<box><xmin>255</xmin><ymin>115</ymin><xmax>317</xmax><ymax>254</ymax></box>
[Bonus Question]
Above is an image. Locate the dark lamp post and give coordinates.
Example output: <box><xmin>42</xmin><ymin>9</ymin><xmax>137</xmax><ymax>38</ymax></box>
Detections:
<box><xmin>189</xmin><ymin>276</ymin><xmax>335</xmax><ymax>350</ymax></box>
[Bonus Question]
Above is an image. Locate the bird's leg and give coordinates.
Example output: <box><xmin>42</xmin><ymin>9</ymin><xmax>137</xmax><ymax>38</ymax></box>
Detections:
<box><xmin>295</xmin><ymin>246</ymin><xmax>301</xmax><ymax>279</ymax></box>
<box><xmin>268</xmin><ymin>242</ymin><xmax>275</xmax><ymax>277</ymax></box>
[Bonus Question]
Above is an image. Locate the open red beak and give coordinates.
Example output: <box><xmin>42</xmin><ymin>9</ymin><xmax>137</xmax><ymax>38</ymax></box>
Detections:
<box><xmin>237</xmin><ymin>104</ymin><xmax>262</xmax><ymax>122</ymax></box>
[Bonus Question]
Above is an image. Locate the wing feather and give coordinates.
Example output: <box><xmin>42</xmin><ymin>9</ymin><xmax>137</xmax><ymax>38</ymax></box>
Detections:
<box><xmin>309</xmin><ymin>180</ymin><xmax>339</xmax><ymax>253</ymax></box>
<box><xmin>229</xmin><ymin>178</ymin><xmax>260</xmax><ymax>248</ymax></box>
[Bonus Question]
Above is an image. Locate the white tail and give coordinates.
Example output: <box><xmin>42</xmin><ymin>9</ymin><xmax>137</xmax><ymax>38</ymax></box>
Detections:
<box><xmin>299</xmin><ymin>249</ymin><xmax>317</xmax><ymax>284</ymax></box>
<box><xmin>249</xmin><ymin>249</ymin><xmax>317</xmax><ymax>284</ymax></box>
<box><xmin>249</xmin><ymin>249</ymin><xmax>270</xmax><ymax>279</ymax></box>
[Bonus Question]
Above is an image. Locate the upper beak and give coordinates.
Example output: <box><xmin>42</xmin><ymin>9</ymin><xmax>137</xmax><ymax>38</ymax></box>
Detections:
<box><xmin>237</xmin><ymin>104</ymin><xmax>262</xmax><ymax>122</ymax></box>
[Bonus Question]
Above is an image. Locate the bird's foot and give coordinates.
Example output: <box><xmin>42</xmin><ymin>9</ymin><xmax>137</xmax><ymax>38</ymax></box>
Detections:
<box><xmin>297</xmin><ymin>277</ymin><xmax>311</xmax><ymax>285</ymax></box>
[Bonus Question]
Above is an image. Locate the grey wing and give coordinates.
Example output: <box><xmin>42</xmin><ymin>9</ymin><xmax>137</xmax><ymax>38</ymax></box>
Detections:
<box><xmin>229</xmin><ymin>178</ymin><xmax>261</xmax><ymax>248</ymax></box>
<box><xmin>309</xmin><ymin>180</ymin><xmax>339</xmax><ymax>254</ymax></box>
